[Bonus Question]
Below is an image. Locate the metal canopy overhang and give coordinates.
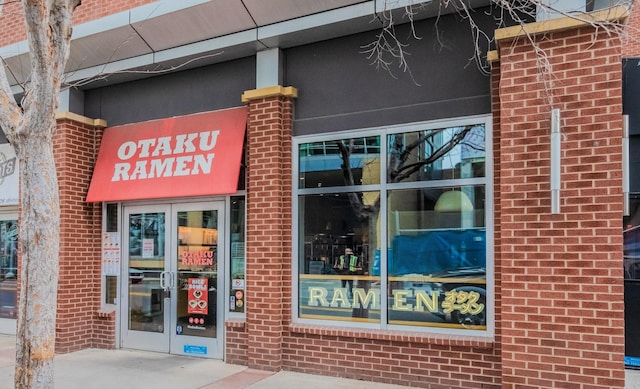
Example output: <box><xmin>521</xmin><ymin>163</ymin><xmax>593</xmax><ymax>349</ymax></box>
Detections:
<box><xmin>1</xmin><ymin>0</ymin><xmax>491</xmax><ymax>90</ymax></box>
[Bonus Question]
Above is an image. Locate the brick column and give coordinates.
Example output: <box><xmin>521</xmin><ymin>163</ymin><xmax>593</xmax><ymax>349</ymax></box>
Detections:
<box><xmin>53</xmin><ymin>112</ymin><xmax>106</xmax><ymax>353</ymax></box>
<box><xmin>242</xmin><ymin>86</ymin><xmax>297</xmax><ymax>370</ymax></box>
<box><xmin>495</xmin><ymin>11</ymin><xmax>625</xmax><ymax>388</ymax></box>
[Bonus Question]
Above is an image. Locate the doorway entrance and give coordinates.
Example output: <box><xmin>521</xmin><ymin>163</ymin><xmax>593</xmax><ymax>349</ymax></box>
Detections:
<box><xmin>120</xmin><ymin>201</ymin><xmax>224</xmax><ymax>358</ymax></box>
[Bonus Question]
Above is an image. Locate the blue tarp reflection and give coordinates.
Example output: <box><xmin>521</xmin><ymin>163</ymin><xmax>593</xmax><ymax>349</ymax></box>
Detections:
<box><xmin>390</xmin><ymin>230</ymin><xmax>486</xmax><ymax>276</ymax></box>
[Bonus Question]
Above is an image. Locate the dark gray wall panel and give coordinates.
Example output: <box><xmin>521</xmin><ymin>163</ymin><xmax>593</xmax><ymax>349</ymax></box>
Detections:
<box><xmin>285</xmin><ymin>10</ymin><xmax>495</xmax><ymax>135</ymax></box>
<box><xmin>84</xmin><ymin>57</ymin><xmax>255</xmax><ymax>126</ymax></box>
<box><xmin>631</xmin><ymin>136</ymin><xmax>640</xmax><ymax>193</ymax></box>
<box><xmin>624</xmin><ymin>59</ymin><xmax>640</xmax><ymax>192</ymax></box>
<box><xmin>624</xmin><ymin>58</ymin><xmax>640</xmax><ymax>136</ymax></box>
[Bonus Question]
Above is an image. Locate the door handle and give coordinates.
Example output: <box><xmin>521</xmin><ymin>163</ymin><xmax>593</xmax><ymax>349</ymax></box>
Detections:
<box><xmin>168</xmin><ymin>271</ymin><xmax>176</xmax><ymax>290</ymax></box>
<box><xmin>159</xmin><ymin>271</ymin><xmax>176</xmax><ymax>292</ymax></box>
<box><xmin>160</xmin><ymin>271</ymin><xmax>170</xmax><ymax>291</ymax></box>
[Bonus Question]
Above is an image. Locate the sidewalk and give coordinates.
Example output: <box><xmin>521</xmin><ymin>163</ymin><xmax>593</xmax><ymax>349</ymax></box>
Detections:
<box><xmin>0</xmin><ymin>334</ymin><xmax>407</xmax><ymax>389</ymax></box>
<box><xmin>3</xmin><ymin>333</ymin><xmax>640</xmax><ymax>388</ymax></box>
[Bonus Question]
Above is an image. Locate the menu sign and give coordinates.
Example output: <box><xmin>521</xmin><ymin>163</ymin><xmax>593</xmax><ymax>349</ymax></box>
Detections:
<box><xmin>188</xmin><ymin>278</ymin><xmax>208</xmax><ymax>315</ymax></box>
<box><xmin>101</xmin><ymin>232</ymin><xmax>120</xmax><ymax>276</ymax></box>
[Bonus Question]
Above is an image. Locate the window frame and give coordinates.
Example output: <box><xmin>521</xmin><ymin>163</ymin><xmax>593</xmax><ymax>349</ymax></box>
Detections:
<box><xmin>226</xmin><ymin>193</ymin><xmax>247</xmax><ymax>320</ymax></box>
<box><xmin>292</xmin><ymin>115</ymin><xmax>494</xmax><ymax>338</ymax></box>
<box><xmin>101</xmin><ymin>202</ymin><xmax>121</xmax><ymax>309</ymax></box>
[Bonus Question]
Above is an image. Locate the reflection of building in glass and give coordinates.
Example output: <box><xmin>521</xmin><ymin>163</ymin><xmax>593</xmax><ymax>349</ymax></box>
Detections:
<box><xmin>0</xmin><ymin>219</ymin><xmax>17</xmax><ymax>319</ymax></box>
<box><xmin>129</xmin><ymin>213</ymin><xmax>165</xmax><ymax>258</ymax></box>
<box><xmin>297</xmin><ymin>121</ymin><xmax>488</xmax><ymax>328</ymax></box>
<box><xmin>0</xmin><ymin>221</ymin><xmax>17</xmax><ymax>276</ymax></box>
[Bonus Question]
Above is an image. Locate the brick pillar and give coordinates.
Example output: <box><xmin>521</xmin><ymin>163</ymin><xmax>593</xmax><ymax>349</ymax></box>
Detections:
<box><xmin>495</xmin><ymin>13</ymin><xmax>625</xmax><ymax>388</ymax></box>
<box><xmin>242</xmin><ymin>86</ymin><xmax>296</xmax><ymax>371</ymax></box>
<box><xmin>53</xmin><ymin>112</ymin><xmax>106</xmax><ymax>353</ymax></box>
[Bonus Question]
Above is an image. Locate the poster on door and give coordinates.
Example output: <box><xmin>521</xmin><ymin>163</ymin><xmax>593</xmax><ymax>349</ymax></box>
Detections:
<box><xmin>142</xmin><ymin>238</ymin><xmax>154</xmax><ymax>258</ymax></box>
<box><xmin>188</xmin><ymin>278</ymin><xmax>208</xmax><ymax>315</ymax></box>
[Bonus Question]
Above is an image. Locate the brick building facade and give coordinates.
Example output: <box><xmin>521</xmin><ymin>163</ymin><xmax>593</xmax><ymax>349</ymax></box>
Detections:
<box><xmin>494</xmin><ymin>11</ymin><xmax>626</xmax><ymax>387</ymax></box>
<box><xmin>0</xmin><ymin>1</ymin><xmax>635</xmax><ymax>388</ymax></box>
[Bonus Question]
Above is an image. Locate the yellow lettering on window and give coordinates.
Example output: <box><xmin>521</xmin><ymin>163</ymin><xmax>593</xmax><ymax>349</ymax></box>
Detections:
<box><xmin>393</xmin><ymin>290</ymin><xmax>412</xmax><ymax>311</ymax></box>
<box><xmin>415</xmin><ymin>290</ymin><xmax>439</xmax><ymax>313</ymax></box>
<box><xmin>330</xmin><ymin>288</ymin><xmax>351</xmax><ymax>308</ymax></box>
<box><xmin>308</xmin><ymin>287</ymin><xmax>329</xmax><ymax>307</ymax></box>
<box><xmin>352</xmin><ymin>288</ymin><xmax>380</xmax><ymax>309</ymax></box>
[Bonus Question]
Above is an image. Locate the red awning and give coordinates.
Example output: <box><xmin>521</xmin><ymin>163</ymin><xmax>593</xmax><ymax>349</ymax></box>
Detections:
<box><xmin>86</xmin><ymin>107</ymin><xmax>247</xmax><ymax>202</ymax></box>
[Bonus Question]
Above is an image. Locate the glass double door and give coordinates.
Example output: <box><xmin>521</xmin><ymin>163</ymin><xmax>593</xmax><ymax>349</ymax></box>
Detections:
<box><xmin>121</xmin><ymin>202</ymin><xmax>224</xmax><ymax>358</ymax></box>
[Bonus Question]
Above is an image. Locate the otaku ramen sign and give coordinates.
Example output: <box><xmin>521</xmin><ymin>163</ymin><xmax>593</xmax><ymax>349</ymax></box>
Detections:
<box><xmin>86</xmin><ymin>108</ymin><xmax>247</xmax><ymax>202</ymax></box>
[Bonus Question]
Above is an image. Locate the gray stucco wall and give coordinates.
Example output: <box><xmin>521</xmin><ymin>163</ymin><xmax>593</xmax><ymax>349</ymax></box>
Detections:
<box><xmin>285</xmin><ymin>10</ymin><xmax>496</xmax><ymax>136</ymax></box>
<box><xmin>84</xmin><ymin>57</ymin><xmax>256</xmax><ymax>127</ymax></box>
<box><xmin>84</xmin><ymin>10</ymin><xmax>498</xmax><ymax>134</ymax></box>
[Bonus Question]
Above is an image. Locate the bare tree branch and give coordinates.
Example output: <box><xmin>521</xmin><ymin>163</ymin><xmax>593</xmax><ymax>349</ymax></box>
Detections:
<box><xmin>389</xmin><ymin>125</ymin><xmax>474</xmax><ymax>182</ymax></box>
<box><xmin>0</xmin><ymin>57</ymin><xmax>21</xmax><ymax>137</ymax></box>
<box><xmin>337</xmin><ymin>140</ymin><xmax>380</xmax><ymax>220</ymax></box>
<box><xmin>372</xmin><ymin>0</ymin><xmax>632</xmax><ymax>82</ymax></box>
<box><xmin>65</xmin><ymin>51</ymin><xmax>224</xmax><ymax>89</ymax></box>
<box><xmin>335</xmin><ymin>124</ymin><xmax>479</xmax><ymax>225</ymax></box>
<box><xmin>361</xmin><ymin>3</ymin><xmax>424</xmax><ymax>83</ymax></box>
<box><xmin>2</xmin><ymin>0</ymin><xmax>221</xmax><ymax>92</ymax></box>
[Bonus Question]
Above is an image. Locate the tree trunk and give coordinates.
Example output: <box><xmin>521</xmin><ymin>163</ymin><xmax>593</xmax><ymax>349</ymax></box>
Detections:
<box><xmin>14</xmin><ymin>128</ymin><xmax>60</xmax><ymax>389</ymax></box>
<box><xmin>0</xmin><ymin>1</ymin><xmax>80</xmax><ymax>386</ymax></box>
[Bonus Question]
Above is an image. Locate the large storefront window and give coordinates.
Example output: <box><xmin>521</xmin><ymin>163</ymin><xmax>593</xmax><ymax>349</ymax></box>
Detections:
<box><xmin>387</xmin><ymin>186</ymin><xmax>485</xmax><ymax>327</ymax></box>
<box><xmin>299</xmin><ymin>192</ymin><xmax>381</xmax><ymax>323</ymax></box>
<box><xmin>295</xmin><ymin>117</ymin><xmax>491</xmax><ymax>334</ymax></box>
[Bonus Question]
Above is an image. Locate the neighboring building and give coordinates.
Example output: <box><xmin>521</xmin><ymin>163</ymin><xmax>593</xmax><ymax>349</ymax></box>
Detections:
<box><xmin>0</xmin><ymin>0</ymin><xmax>634</xmax><ymax>387</ymax></box>
<box><xmin>622</xmin><ymin>0</ymin><xmax>640</xmax><ymax>372</ymax></box>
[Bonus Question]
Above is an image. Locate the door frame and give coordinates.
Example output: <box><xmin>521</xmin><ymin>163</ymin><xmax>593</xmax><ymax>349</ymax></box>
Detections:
<box><xmin>119</xmin><ymin>200</ymin><xmax>226</xmax><ymax>359</ymax></box>
<box><xmin>169</xmin><ymin>201</ymin><xmax>225</xmax><ymax>358</ymax></box>
<box><xmin>120</xmin><ymin>203</ymin><xmax>171</xmax><ymax>353</ymax></box>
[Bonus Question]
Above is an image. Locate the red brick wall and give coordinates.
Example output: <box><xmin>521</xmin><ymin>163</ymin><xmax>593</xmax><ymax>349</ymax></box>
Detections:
<box><xmin>53</xmin><ymin>117</ymin><xmax>105</xmax><ymax>353</ymax></box>
<box><xmin>497</xmin><ymin>26</ymin><xmax>624</xmax><ymax>388</ymax></box>
<box><xmin>240</xmin><ymin>91</ymin><xmax>503</xmax><ymax>387</ymax></box>
<box><xmin>72</xmin><ymin>0</ymin><xmax>156</xmax><ymax>25</ymax></box>
<box><xmin>239</xmin><ymin>93</ymin><xmax>502</xmax><ymax>388</ymax></box>
<box><xmin>0</xmin><ymin>0</ymin><xmax>156</xmax><ymax>47</ymax></box>
<box><xmin>245</xmin><ymin>95</ymin><xmax>293</xmax><ymax>370</ymax></box>
<box><xmin>0</xmin><ymin>2</ymin><xmax>24</xmax><ymax>47</ymax></box>
<box><xmin>283</xmin><ymin>327</ymin><xmax>500</xmax><ymax>388</ymax></box>
<box><xmin>94</xmin><ymin>309</ymin><xmax>116</xmax><ymax>350</ymax></box>
<box><xmin>624</xmin><ymin>1</ymin><xmax>640</xmax><ymax>57</ymax></box>
<box><xmin>225</xmin><ymin>321</ymin><xmax>248</xmax><ymax>365</ymax></box>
